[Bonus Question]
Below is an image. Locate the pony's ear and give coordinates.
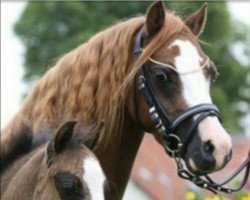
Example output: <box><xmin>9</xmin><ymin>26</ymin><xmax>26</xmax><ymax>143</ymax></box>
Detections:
<box><xmin>185</xmin><ymin>3</ymin><xmax>208</xmax><ymax>37</ymax></box>
<box><xmin>145</xmin><ymin>1</ymin><xmax>166</xmax><ymax>36</ymax></box>
<box><xmin>53</xmin><ymin>120</ymin><xmax>77</xmax><ymax>154</ymax></box>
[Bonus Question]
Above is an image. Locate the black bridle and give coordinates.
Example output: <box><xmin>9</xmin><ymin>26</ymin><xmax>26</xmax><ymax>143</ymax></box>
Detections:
<box><xmin>133</xmin><ymin>27</ymin><xmax>250</xmax><ymax>194</ymax></box>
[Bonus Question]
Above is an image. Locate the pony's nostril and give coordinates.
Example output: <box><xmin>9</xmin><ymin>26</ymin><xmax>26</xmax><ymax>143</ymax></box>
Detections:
<box><xmin>222</xmin><ymin>150</ymin><xmax>232</xmax><ymax>168</ymax></box>
<box><xmin>225</xmin><ymin>150</ymin><xmax>233</xmax><ymax>163</ymax></box>
<box><xmin>229</xmin><ymin>149</ymin><xmax>233</xmax><ymax>159</ymax></box>
<box><xmin>204</xmin><ymin>140</ymin><xmax>215</xmax><ymax>154</ymax></box>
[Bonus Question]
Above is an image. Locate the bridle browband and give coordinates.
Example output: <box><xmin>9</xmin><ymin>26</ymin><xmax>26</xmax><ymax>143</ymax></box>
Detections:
<box><xmin>133</xmin><ymin>27</ymin><xmax>250</xmax><ymax>194</ymax></box>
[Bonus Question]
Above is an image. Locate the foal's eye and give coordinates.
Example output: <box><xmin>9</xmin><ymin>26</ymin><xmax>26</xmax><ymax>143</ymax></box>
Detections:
<box><xmin>54</xmin><ymin>172</ymin><xmax>79</xmax><ymax>192</ymax></box>
<box><xmin>61</xmin><ymin>179</ymin><xmax>77</xmax><ymax>192</ymax></box>
<box><xmin>54</xmin><ymin>172</ymin><xmax>85</xmax><ymax>200</ymax></box>
<box><xmin>153</xmin><ymin>68</ymin><xmax>169</xmax><ymax>83</ymax></box>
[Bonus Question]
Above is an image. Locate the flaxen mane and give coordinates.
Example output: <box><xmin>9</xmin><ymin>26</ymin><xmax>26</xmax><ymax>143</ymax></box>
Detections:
<box><xmin>2</xmin><ymin>12</ymin><xmax>185</xmax><ymax>150</ymax></box>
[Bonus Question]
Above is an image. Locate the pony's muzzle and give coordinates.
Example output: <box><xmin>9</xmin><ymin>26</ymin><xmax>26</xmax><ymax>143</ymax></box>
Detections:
<box><xmin>198</xmin><ymin>116</ymin><xmax>233</xmax><ymax>171</ymax></box>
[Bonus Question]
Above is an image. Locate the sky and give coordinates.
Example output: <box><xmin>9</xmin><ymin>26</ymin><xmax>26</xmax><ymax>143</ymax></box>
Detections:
<box><xmin>1</xmin><ymin>2</ymin><xmax>26</xmax><ymax>128</ymax></box>
<box><xmin>1</xmin><ymin>2</ymin><xmax>250</xmax><ymax>132</ymax></box>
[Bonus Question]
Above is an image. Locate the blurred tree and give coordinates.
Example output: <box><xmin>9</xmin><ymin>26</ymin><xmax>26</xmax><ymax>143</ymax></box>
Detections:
<box><xmin>14</xmin><ymin>2</ymin><xmax>250</xmax><ymax>132</ymax></box>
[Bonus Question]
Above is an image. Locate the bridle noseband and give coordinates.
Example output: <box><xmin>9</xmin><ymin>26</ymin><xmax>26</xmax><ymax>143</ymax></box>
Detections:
<box><xmin>133</xmin><ymin>27</ymin><xmax>250</xmax><ymax>194</ymax></box>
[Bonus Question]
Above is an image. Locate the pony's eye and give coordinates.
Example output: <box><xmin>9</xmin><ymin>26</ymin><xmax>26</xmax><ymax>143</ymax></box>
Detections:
<box><xmin>153</xmin><ymin>68</ymin><xmax>168</xmax><ymax>83</ymax></box>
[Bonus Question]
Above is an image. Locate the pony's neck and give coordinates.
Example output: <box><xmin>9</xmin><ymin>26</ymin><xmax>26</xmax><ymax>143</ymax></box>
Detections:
<box><xmin>94</xmin><ymin>110</ymin><xmax>144</xmax><ymax>200</ymax></box>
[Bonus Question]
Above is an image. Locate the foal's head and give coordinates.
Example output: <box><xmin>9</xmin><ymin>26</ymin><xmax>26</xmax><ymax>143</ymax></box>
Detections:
<box><xmin>1</xmin><ymin>121</ymin><xmax>105</xmax><ymax>200</ymax></box>
<box><xmin>37</xmin><ymin>121</ymin><xmax>106</xmax><ymax>200</ymax></box>
<box><xmin>128</xmin><ymin>2</ymin><xmax>232</xmax><ymax>175</ymax></box>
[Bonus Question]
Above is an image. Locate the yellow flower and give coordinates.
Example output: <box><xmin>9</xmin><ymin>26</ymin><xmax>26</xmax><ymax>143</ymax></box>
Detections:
<box><xmin>185</xmin><ymin>191</ymin><xmax>196</xmax><ymax>200</ymax></box>
<box><xmin>204</xmin><ymin>195</ymin><xmax>221</xmax><ymax>200</ymax></box>
<box><xmin>241</xmin><ymin>195</ymin><xmax>250</xmax><ymax>200</ymax></box>
<box><xmin>211</xmin><ymin>196</ymin><xmax>220</xmax><ymax>200</ymax></box>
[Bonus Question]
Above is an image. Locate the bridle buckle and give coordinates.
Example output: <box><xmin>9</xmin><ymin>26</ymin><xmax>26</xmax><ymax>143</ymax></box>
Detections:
<box><xmin>164</xmin><ymin>134</ymin><xmax>183</xmax><ymax>156</ymax></box>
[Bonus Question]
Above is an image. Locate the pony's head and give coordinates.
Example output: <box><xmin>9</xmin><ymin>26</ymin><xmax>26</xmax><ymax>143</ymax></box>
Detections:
<box><xmin>127</xmin><ymin>2</ymin><xmax>232</xmax><ymax>175</ymax></box>
<box><xmin>20</xmin><ymin>0</ymin><xmax>233</xmax><ymax>178</ymax></box>
<box><xmin>41</xmin><ymin>121</ymin><xmax>106</xmax><ymax>200</ymax></box>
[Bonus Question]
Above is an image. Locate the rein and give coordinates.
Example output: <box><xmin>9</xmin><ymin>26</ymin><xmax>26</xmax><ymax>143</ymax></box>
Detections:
<box><xmin>133</xmin><ymin>27</ymin><xmax>250</xmax><ymax>194</ymax></box>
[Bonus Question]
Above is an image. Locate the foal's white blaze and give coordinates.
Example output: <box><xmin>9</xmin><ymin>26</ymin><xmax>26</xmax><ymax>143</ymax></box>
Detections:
<box><xmin>83</xmin><ymin>156</ymin><xmax>105</xmax><ymax>200</ymax></box>
<box><xmin>171</xmin><ymin>39</ymin><xmax>232</xmax><ymax>170</ymax></box>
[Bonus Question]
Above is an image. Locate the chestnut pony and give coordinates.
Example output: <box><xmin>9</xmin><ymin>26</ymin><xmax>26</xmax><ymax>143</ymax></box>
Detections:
<box><xmin>3</xmin><ymin>1</ymin><xmax>245</xmax><ymax>199</ymax></box>
<box><xmin>1</xmin><ymin>121</ymin><xmax>106</xmax><ymax>200</ymax></box>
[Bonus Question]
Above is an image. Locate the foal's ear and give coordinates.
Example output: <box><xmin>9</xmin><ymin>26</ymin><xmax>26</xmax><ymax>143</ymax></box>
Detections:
<box><xmin>53</xmin><ymin>120</ymin><xmax>77</xmax><ymax>153</ymax></box>
<box><xmin>145</xmin><ymin>1</ymin><xmax>166</xmax><ymax>36</ymax></box>
<box><xmin>185</xmin><ymin>3</ymin><xmax>208</xmax><ymax>37</ymax></box>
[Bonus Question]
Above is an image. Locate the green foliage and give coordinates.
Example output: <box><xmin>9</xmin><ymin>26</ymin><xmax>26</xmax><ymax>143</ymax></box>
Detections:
<box><xmin>14</xmin><ymin>2</ymin><xmax>250</xmax><ymax>132</ymax></box>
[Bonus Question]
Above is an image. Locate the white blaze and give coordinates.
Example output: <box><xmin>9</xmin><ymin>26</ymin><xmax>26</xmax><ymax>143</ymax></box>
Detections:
<box><xmin>83</xmin><ymin>156</ymin><xmax>105</xmax><ymax>200</ymax></box>
<box><xmin>171</xmin><ymin>39</ymin><xmax>212</xmax><ymax>106</ymax></box>
<box><xmin>171</xmin><ymin>39</ymin><xmax>232</xmax><ymax>169</ymax></box>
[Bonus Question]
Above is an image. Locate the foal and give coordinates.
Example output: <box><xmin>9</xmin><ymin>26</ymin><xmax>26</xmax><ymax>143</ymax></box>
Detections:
<box><xmin>1</xmin><ymin>121</ymin><xmax>106</xmax><ymax>200</ymax></box>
